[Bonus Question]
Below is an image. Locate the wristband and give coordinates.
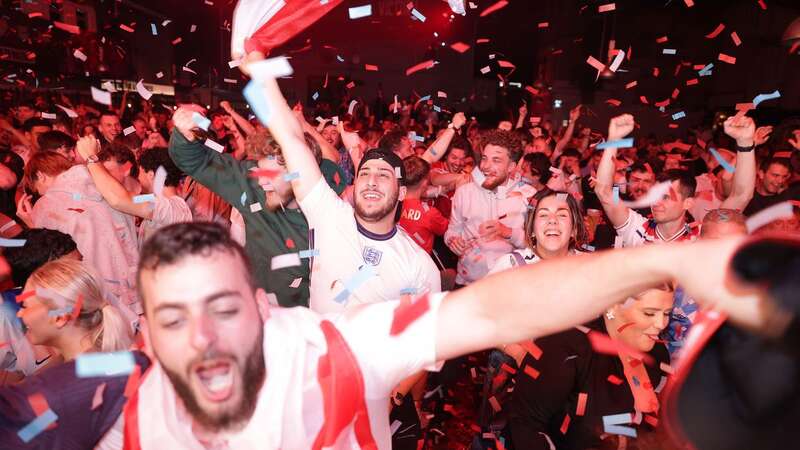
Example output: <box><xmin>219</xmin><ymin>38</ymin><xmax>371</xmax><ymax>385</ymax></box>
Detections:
<box><xmin>735</xmin><ymin>143</ymin><xmax>755</xmax><ymax>152</ymax></box>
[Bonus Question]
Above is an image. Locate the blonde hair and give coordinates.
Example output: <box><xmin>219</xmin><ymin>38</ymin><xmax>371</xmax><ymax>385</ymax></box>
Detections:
<box><xmin>29</xmin><ymin>258</ymin><xmax>133</xmax><ymax>352</ymax></box>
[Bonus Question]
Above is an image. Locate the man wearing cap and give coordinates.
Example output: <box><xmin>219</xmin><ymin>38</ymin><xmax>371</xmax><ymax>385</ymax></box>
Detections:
<box><xmin>255</xmin><ymin>75</ymin><xmax>440</xmax><ymax>315</ymax></box>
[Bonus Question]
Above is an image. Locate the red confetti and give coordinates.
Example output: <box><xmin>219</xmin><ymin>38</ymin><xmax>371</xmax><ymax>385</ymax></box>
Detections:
<box><xmin>598</xmin><ymin>3</ymin><xmax>616</xmax><ymax>13</ymax></box>
<box><xmin>639</xmin><ymin>96</ymin><xmax>649</xmax><ymax>104</ymax></box>
<box><xmin>285</xmin><ymin>238</ymin><xmax>295</xmax><ymax>249</ymax></box>
<box><xmin>576</xmin><ymin>392</ymin><xmax>588</xmax><ymax>416</ymax></box>
<box><xmin>119</xmin><ymin>24</ymin><xmax>135</xmax><ymax>33</ymax></box>
<box><xmin>537</xmin><ymin>22</ymin><xmax>549</xmax><ymax>28</ymax></box>
<box><xmin>644</xmin><ymin>415</ymin><xmax>659</xmax><ymax>427</ymax></box>
<box><xmin>520</xmin><ymin>341</ymin><xmax>543</xmax><ymax>360</ymax></box>
<box><xmin>248</xmin><ymin>168</ymin><xmax>282</xmax><ymax>179</ymax></box>
<box><xmin>450</xmin><ymin>42</ymin><xmax>471</xmax><ymax>53</ymax></box>
<box><xmin>704</xmin><ymin>23</ymin><xmax>725</xmax><ymax>39</ymax></box>
<box><xmin>736</xmin><ymin>102</ymin><xmax>754</xmax><ymax>112</ymax></box>
<box><xmin>523</xmin><ymin>365</ymin><xmax>540</xmax><ymax>380</ymax></box>
<box><xmin>67</xmin><ymin>208</ymin><xmax>85</xmax><ymax>213</ymax></box>
<box><xmin>671</xmin><ymin>88</ymin><xmax>680</xmax><ymax>99</ymax></box>
<box><xmin>587</xmin><ymin>331</ymin><xmax>655</xmax><ymax>365</ymax></box>
<box><xmin>525</xmin><ymin>86</ymin><xmax>540</xmax><ymax>95</ymax></box>
<box><xmin>686</xmin><ymin>78</ymin><xmax>699</xmax><ymax>86</ymax></box>
<box><xmin>498</xmin><ymin>60</ymin><xmax>515</xmax><ymax>69</ymax></box>
<box><xmin>586</xmin><ymin>55</ymin><xmax>606</xmax><ymax>72</ymax></box>
<box><xmin>625</xmin><ymin>81</ymin><xmax>637</xmax><ymax>89</ymax></box>
<box><xmin>560</xmin><ymin>414</ymin><xmax>571</xmax><ymax>434</ymax></box>
<box><xmin>405</xmin><ymin>59</ymin><xmax>436</xmax><ymax>76</ymax></box>
<box><xmin>607</xmin><ymin>375</ymin><xmax>624</xmax><ymax>385</ymax></box>
<box><xmin>16</xmin><ymin>290</ymin><xmax>34</xmax><ymax>304</ymax></box>
<box><xmin>28</xmin><ymin>392</ymin><xmax>57</xmax><ymax>430</ymax></box>
<box><xmin>479</xmin><ymin>0</ymin><xmax>509</xmax><ymax>17</ymax></box>
<box><xmin>652</xmin><ymin>67</ymin><xmax>660</xmax><ymax>77</ymax></box>
<box><xmin>488</xmin><ymin>396</ymin><xmax>502</xmax><ymax>412</ymax></box>
<box><xmin>616</xmin><ymin>322</ymin><xmax>635</xmax><ymax>333</ymax></box>
<box><xmin>54</xmin><ymin>21</ymin><xmax>81</xmax><ymax>34</ymax></box>
<box><xmin>758</xmin><ymin>0</ymin><xmax>767</xmax><ymax>10</ymax></box>
<box><xmin>389</xmin><ymin>294</ymin><xmax>430</xmax><ymax>336</ymax></box>
<box><xmin>172</xmin><ymin>37</ymin><xmax>183</xmax><ymax>45</ymax></box>
<box><xmin>70</xmin><ymin>294</ymin><xmax>83</xmax><ymax>322</ymax></box>
<box><xmin>731</xmin><ymin>31</ymin><xmax>742</xmax><ymax>46</ymax></box>
<box><xmin>364</xmin><ymin>64</ymin><xmax>379</xmax><ymax>71</ymax></box>
<box><xmin>656</xmin><ymin>36</ymin><xmax>669</xmax><ymax>43</ymax></box>
<box><xmin>605</xmin><ymin>99</ymin><xmax>621</xmax><ymax>107</ymax></box>
<box><xmin>476</xmin><ymin>38</ymin><xmax>491</xmax><ymax>44</ymax></box>
<box><xmin>774</xmin><ymin>151</ymin><xmax>793</xmax><ymax>159</ymax></box>
<box><xmin>333</xmin><ymin>171</ymin><xmax>341</xmax><ymax>186</ymax></box>
<box><xmin>500</xmin><ymin>363</ymin><xmax>516</xmax><ymax>374</ymax></box>
<box><xmin>718</xmin><ymin>53</ymin><xmax>737</xmax><ymax>64</ymax></box>
<box><xmin>654</xmin><ymin>99</ymin><xmax>670</xmax><ymax>108</ymax></box>
<box><xmin>684</xmin><ymin>0</ymin><xmax>694</xmax><ymax>6</ymax></box>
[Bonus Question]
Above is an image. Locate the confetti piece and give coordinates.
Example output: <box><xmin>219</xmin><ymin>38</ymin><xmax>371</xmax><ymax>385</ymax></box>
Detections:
<box><xmin>76</xmin><ymin>351</ymin><xmax>135</xmax><ymax>377</ymax></box>
<box><xmin>576</xmin><ymin>392</ymin><xmax>588</xmax><ymax>416</ymax></box>
<box><xmin>136</xmin><ymin>79</ymin><xmax>153</xmax><ymax>100</ymax></box>
<box><xmin>603</xmin><ymin>413</ymin><xmax>637</xmax><ymax>438</ymax></box>
<box><xmin>598</xmin><ymin>3</ymin><xmax>616</xmax><ymax>12</ymax></box>
<box><xmin>283</xmin><ymin>172</ymin><xmax>300</xmax><ymax>182</ymax></box>
<box><xmin>718</xmin><ymin>53</ymin><xmax>736</xmax><ymax>64</ymax></box>
<box><xmin>538</xmin><ymin>22</ymin><xmax>549</xmax><ymax>28</ymax></box>
<box><xmin>625</xmin><ymin>81</ymin><xmax>637</xmax><ymax>89</ymax></box>
<box><xmin>596</xmin><ymin>138</ymin><xmax>633</xmax><ymax>149</ymax></box>
<box><xmin>656</xmin><ymin>36</ymin><xmax>668</xmax><ymax>43</ymax></box>
<box><xmin>450</xmin><ymin>42</ymin><xmax>470</xmax><ymax>53</ymax></box>
<box><xmin>389</xmin><ymin>294</ymin><xmax>430</xmax><ymax>336</ymax></box>
<box><xmin>488</xmin><ymin>396</ymin><xmax>502</xmax><ymax>412</ymax></box>
<box><xmin>123</xmin><ymin>126</ymin><xmax>136</xmax><ymax>136</ymax></box>
<box><xmin>480</xmin><ymin>66</ymin><xmax>491</xmax><ymax>74</ymax></box>
<box><xmin>18</xmin><ymin>409</ymin><xmax>57</xmax><ymax>443</ymax></box>
<box><xmin>752</xmin><ymin>89</ymin><xmax>780</xmax><ymax>107</ymax></box>
<box><xmin>348</xmin><ymin>4</ymin><xmax>372</xmax><ymax>19</ymax></box>
<box><xmin>0</xmin><ymin>238</ymin><xmax>26</xmax><ymax>247</ymax></box>
<box><xmin>15</xmin><ymin>291</ymin><xmax>34</xmax><ymax>304</ymax></box>
<box><xmin>609</xmin><ymin>50</ymin><xmax>625</xmax><ymax>72</ymax></box>
<box><xmin>587</xmin><ymin>331</ymin><xmax>654</xmax><ymax>365</ymax></box>
<box><xmin>56</xmin><ymin>105</ymin><xmax>78</xmax><ymax>118</ymax></box>
<box><xmin>119</xmin><ymin>24</ymin><xmax>135</xmax><ymax>33</ymax></box>
<box><xmin>662</xmin><ymin>48</ymin><xmax>677</xmax><ymax>55</ymax></box>
<box><xmin>73</xmin><ymin>49</ymin><xmax>88</xmax><ymax>61</ymax></box>
<box><xmin>686</xmin><ymin>78</ymin><xmax>699</xmax><ymax>86</ymax></box>
<box><xmin>644</xmin><ymin>415</ymin><xmax>659</xmax><ymax>427</ymax></box>
<box><xmin>271</xmin><ymin>253</ymin><xmax>302</xmax><ymax>270</ymax></box>
<box><xmin>405</xmin><ymin>59</ymin><xmax>436</xmax><ymax>76</ymax></box>
<box><xmin>249</xmin><ymin>202</ymin><xmax>263</xmax><ymax>213</ymax></box>
<box><xmin>730</xmin><ymin>31</ymin><xmax>742</xmax><ymax>46</ymax></box>
<box><xmin>390</xmin><ymin>420</ymin><xmax>402</xmax><ymax>435</ymax></box>
<box><xmin>90</xmin><ymin>87</ymin><xmax>112</xmax><ymax>105</ymax></box>
<box><xmin>365</xmin><ymin>64</ymin><xmax>379</xmax><ymax>71</ymax></box>
<box><xmin>607</xmin><ymin>375</ymin><xmax>623</xmax><ymax>385</ymax></box>
<box><xmin>498</xmin><ymin>60</ymin><xmax>515</xmax><ymax>69</ymax></box>
<box><xmin>133</xmin><ymin>194</ymin><xmax>155</xmax><ymax>204</ymax></box>
<box><xmin>746</xmin><ymin>201</ymin><xmax>795</xmax><ymax>232</ymax></box>
<box><xmin>69</xmin><ymin>295</ymin><xmax>83</xmax><ymax>321</ymax></box>
<box><xmin>659</xmin><ymin>362</ymin><xmax>675</xmax><ymax>374</ymax></box>
<box><xmin>248</xmin><ymin>57</ymin><xmax>294</xmax><ymax>80</ymax></box>
<box><xmin>622</xmin><ymin>181</ymin><xmax>671</xmax><ymax>209</ymax></box>
<box><xmin>560</xmin><ymin>414</ymin><xmax>571</xmax><ymax>434</ymax></box>
<box><xmin>243</xmin><ymin>80</ymin><xmax>273</xmax><ymax>126</ymax></box>
<box><xmin>671</xmin><ymin>111</ymin><xmax>686</xmax><ymax>120</ymax></box>
<box><xmin>92</xmin><ymin>383</ymin><xmax>106</xmax><ymax>410</ymax></box>
<box><xmin>411</xmin><ymin>8</ymin><xmax>426</xmax><ymax>22</ymax></box>
<box><xmin>605</xmin><ymin>99</ymin><xmax>621</xmax><ymax>107</ymax></box>
<box><xmin>705</xmin><ymin>23</ymin><xmax>725</xmax><ymax>39</ymax></box>
<box><xmin>54</xmin><ymin>21</ymin><xmax>81</xmax><ymax>34</ymax></box>
<box><xmin>709</xmin><ymin>148</ymin><xmax>735</xmax><ymax>173</ymax></box>
<box><xmin>586</xmin><ymin>55</ymin><xmax>606</xmax><ymax>72</ymax></box>
<box><xmin>758</xmin><ymin>0</ymin><xmax>766</xmax><ymax>10</ymax></box>
<box><xmin>290</xmin><ymin>278</ymin><xmax>302</xmax><ymax>288</ymax></box>
<box><xmin>334</xmin><ymin>265</ymin><xmax>377</xmax><ymax>304</ymax></box>
<box><xmin>684</xmin><ymin>0</ymin><xmax>694</xmax><ymax>6</ymax></box>
<box><xmin>480</xmin><ymin>0</ymin><xmax>508</xmax><ymax>17</ymax></box>
<box><xmin>523</xmin><ymin>365</ymin><xmax>540</xmax><ymax>379</ymax></box>
<box><xmin>192</xmin><ymin>112</ymin><xmax>211</xmax><ymax>131</ymax></box>
<box><xmin>520</xmin><ymin>340</ymin><xmax>543</xmax><ymax>360</ymax></box>
<box><xmin>476</xmin><ymin>38</ymin><xmax>491</xmax><ymax>44</ymax></box>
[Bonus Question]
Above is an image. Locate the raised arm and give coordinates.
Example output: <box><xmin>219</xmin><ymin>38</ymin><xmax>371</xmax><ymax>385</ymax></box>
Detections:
<box><xmin>552</xmin><ymin>105</ymin><xmax>581</xmax><ymax>160</ymax></box>
<box><xmin>75</xmin><ymin>136</ymin><xmax>154</xmax><ymax>219</ymax></box>
<box><xmin>421</xmin><ymin>112</ymin><xmax>466</xmax><ymax>164</ymax></box>
<box><xmin>220</xmin><ymin>100</ymin><xmax>256</xmax><ymax>136</ymax></box>
<box><xmin>720</xmin><ymin>116</ymin><xmax>756</xmax><ymax>211</ymax></box>
<box><xmin>594</xmin><ymin>114</ymin><xmax>634</xmax><ymax>228</ymax></box>
<box><xmin>435</xmin><ymin>235</ymin><xmax>767</xmax><ymax>362</ymax></box>
<box><xmin>514</xmin><ymin>103</ymin><xmax>527</xmax><ymax>130</ymax></box>
<box><xmin>247</xmin><ymin>66</ymin><xmax>322</xmax><ymax>202</ymax></box>
<box><xmin>293</xmin><ymin>104</ymin><xmax>340</xmax><ymax>164</ymax></box>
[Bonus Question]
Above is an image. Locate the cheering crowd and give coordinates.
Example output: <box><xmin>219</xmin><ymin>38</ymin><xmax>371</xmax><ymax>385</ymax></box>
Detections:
<box><xmin>0</xmin><ymin>43</ymin><xmax>798</xmax><ymax>449</ymax></box>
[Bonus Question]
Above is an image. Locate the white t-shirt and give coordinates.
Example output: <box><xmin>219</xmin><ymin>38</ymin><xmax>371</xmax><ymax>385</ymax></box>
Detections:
<box><xmin>613</xmin><ymin>209</ymin><xmax>700</xmax><ymax>248</ymax></box>
<box><xmin>132</xmin><ymin>294</ymin><xmax>445</xmax><ymax>450</ymax></box>
<box><xmin>489</xmin><ymin>247</ymin><xmax>587</xmax><ymax>274</ymax></box>
<box><xmin>138</xmin><ymin>195</ymin><xmax>193</xmax><ymax>245</ymax></box>
<box><xmin>299</xmin><ymin>177</ymin><xmax>441</xmax><ymax>315</ymax></box>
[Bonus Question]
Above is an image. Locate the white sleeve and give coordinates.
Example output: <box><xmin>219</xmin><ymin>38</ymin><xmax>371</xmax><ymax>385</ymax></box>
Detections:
<box><xmin>489</xmin><ymin>252</ymin><xmax>518</xmax><ymax>275</ymax></box>
<box><xmin>299</xmin><ymin>177</ymin><xmax>354</xmax><ymax>229</ymax></box>
<box><xmin>614</xmin><ymin>209</ymin><xmax>649</xmax><ymax>248</ymax></box>
<box><xmin>444</xmin><ymin>186</ymin><xmax>466</xmax><ymax>244</ymax></box>
<box><xmin>152</xmin><ymin>196</ymin><xmax>192</xmax><ymax>227</ymax></box>
<box><xmin>337</xmin><ymin>293</ymin><xmax>445</xmax><ymax>393</ymax></box>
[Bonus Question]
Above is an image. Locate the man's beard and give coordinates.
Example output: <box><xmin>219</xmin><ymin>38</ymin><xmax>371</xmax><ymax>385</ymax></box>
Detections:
<box><xmin>355</xmin><ymin>189</ymin><xmax>399</xmax><ymax>222</ymax></box>
<box><xmin>482</xmin><ymin>173</ymin><xmax>507</xmax><ymax>191</ymax></box>
<box><xmin>161</xmin><ymin>329</ymin><xmax>266</xmax><ymax>433</ymax></box>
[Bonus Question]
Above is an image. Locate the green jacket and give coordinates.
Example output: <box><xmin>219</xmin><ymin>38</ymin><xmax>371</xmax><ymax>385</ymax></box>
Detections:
<box><xmin>168</xmin><ymin>131</ymin><xmax>345</xmax><ymax>307</ymax></box>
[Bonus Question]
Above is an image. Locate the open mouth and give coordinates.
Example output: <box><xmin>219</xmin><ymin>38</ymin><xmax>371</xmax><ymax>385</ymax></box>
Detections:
<box><xmin>193</xmin><ymin>359</ymin><xmax>235</xmax><ymax>402</ymax></box>
<box><xmin>543</xmin><ymin>230</ymin><xmax>561</xmax><ymax>237</ymax></box>
<box><xmin>361</xmin><ymin>191</ymin><xmax>383</xmax><ymax>201</ymax></box>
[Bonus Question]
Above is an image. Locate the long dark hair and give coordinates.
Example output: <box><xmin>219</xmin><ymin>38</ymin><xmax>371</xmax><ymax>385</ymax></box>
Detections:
<box><xmin>524</xmin><ymin>189</ymin><xmax>588</xmax><ymax>251</ymax></box>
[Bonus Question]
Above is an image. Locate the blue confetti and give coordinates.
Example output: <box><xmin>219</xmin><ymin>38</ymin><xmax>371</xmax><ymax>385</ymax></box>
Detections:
<box><xmin>709</xmin><ymin>148</ymin><xmax>735</xmax><ymax>173</ymax></box>
<box><xmin>613</xmin><ymin>186</ymin><xmax>620</xmax><ymax>204</ymax></box>
<box><xmin>596</xmin><ymin>138</ymin><xmax>634</xmax><ymax>150</ymax></box>
<box><xmin>698</xmin><ymin>63</ymin><xmax>714</xmax><ymax>76</ymax></box>
<box><xmin>243</xmin><ymin>80</ymin><xmax>273</xmax><ymax>126</ymax></box>
<box><xmin>75</xmin><ymin>351</ymin><xmax>135</xmax><ymax>377</ymax></box>
<box><xmin>0</xmin><ymin>238</ymin><xmax>26</xmax><ymax>247</ymax></box>
<box><xmin>312</xmin><ymin>91</ymin><xmax>319</xmax><ymax>101</ymax></box>
<box><xmin>48</xmin><ymin>306</ymin><xmax>73</xmax><ymax>317</ymax></box>
<box><xmin>603</xmin><ymin>413</ymin><xmax>637</xmax><ymax>438</ymax></box>
<box><xmin>299</xmin><ymin>249</ymin><xmax>320</xmax><ymax>259</ymax></box>
<box><xmin>333</xmin><ymin>265</ymin><xmax>376</xmax><ymax>303</ymax></box>
<box><xmin>419</xmin><ymin>95</ymin><xmax>431</xmax><ymax>102</ymax></box>
<box><xmin>72</xmin><ymin>192</ymin><xmax>82</xmax><ymax>201</ymax></box>
<box><xmin>150</xmin><ymin>23</ymin><xmax>157</xmax><ymax>35</ymax></box>
<box><xmin>240</xmin><ymin>192</ymin><xmax>247</xmax><ymax>206</ymax></box>
<box><xmin>132</xmin><ymin>193</ymin><xmax>156</xmax><ymax>204</ymax></box>
<box><xmin>433</xmin><ymin>105</ymin><xmax>441</xmax><ymax>112</ymax></box>
<box><xmin>192</xmin><ymin>112</ymin><xmax>211</xmax><ymax>131</ymax></box>
<box><xmin>283</xmin><ymin>171</ymin><xmax>300</xmax><ymax>182</ymax></box>
<box><xmin>411</xmin><ymin>8</ymin><xmax>427</xmax><ymax>22</ymax></box>
<box><xmin>348</xmin><ymin>4</ymin><xmax>372</xmax><ymax>19</ymax></box>
<box><xmin>662</xmin><ymin>48</ymin><xmax>677</xmax><ymax>55</ymax></box>
<box><xmin>752</xmin><ymin>89</ymin><xmax>781</xmax><ymax>108</ymax></box>
<box><xmin>671</xmin><ymin>111</ymin><xmax>686</xmax><ymax>120</ymax></box>
<box><xmin>17</xmin><ymin>409</ymin><xmax>58</xmax><ymax>443</ymax></box>
<box><xmin>399</xmin><ymin>287</ymin><xmax>418</xmax><ymax>295</ymax></box>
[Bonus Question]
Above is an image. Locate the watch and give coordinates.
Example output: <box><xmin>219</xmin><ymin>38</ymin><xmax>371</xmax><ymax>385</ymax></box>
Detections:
<box><xmin>85</xmin><ymin>154</ymin><xmax>99</xmax><ymax>164</ymax></box>
<box><xmin>735</xmin><ymin>142</ymin><xmax>755</xmax><ymax>152</ymax></box>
